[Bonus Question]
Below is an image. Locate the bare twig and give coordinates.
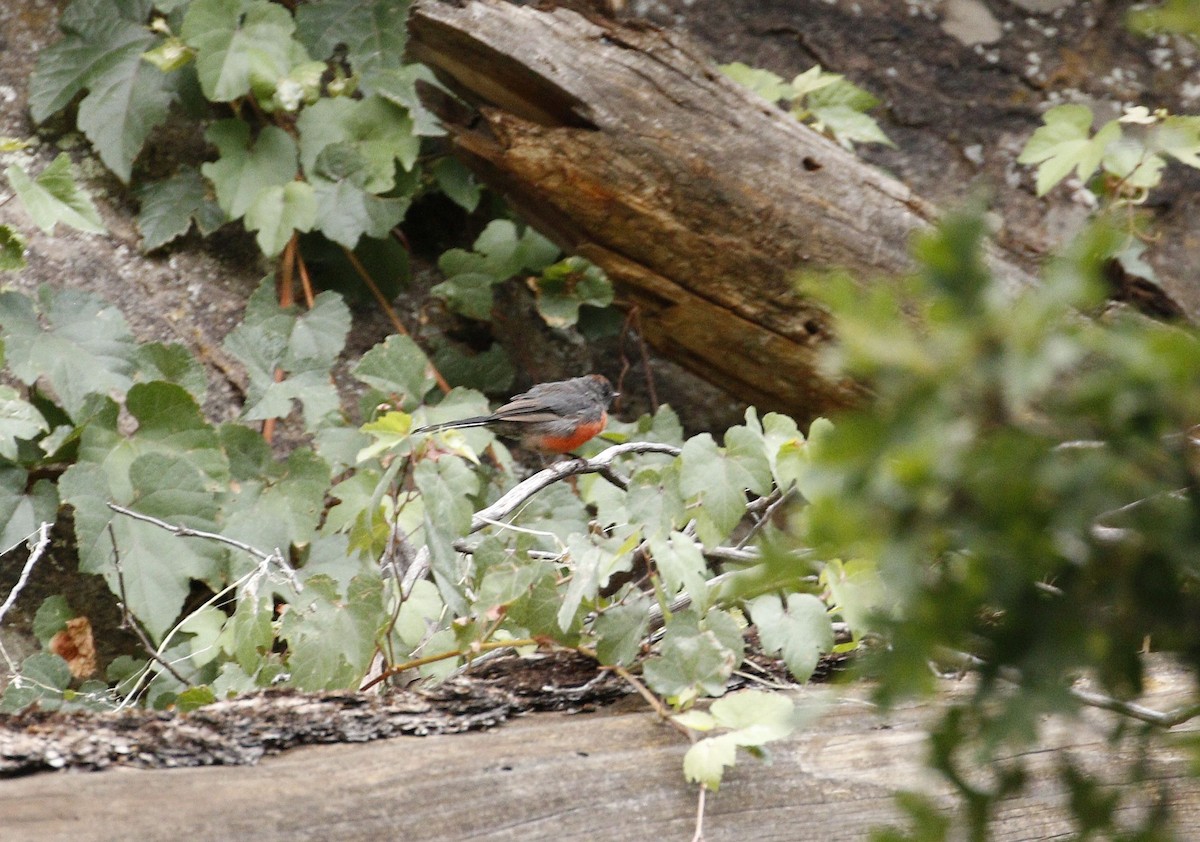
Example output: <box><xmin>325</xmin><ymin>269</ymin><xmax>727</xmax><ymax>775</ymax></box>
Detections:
<box><xmin>107</xmin><ymin>523</ymin><xmax>190</xmax><ymax>685</ymax></box>
<box><xmin>946</xmin><ymin>649</ymin><xmax>1200</xmax><ymax>728</ymax></box>
<box><xmin>735</xmin><ymin>486</ymin><xmax>797</xmax><ymax>551</ymax></box>
<box><xmin>360</xmin><ymin>636</ymin><xmax>540</xmax><ymax>692</ymax></box>
<box><xmin>465</xmin><ymin>442</ymin><xmax>681</xmax><ymax>535</ymax></box>
<box><xmin>341</xmin><ymin>246</ymin><xmax>451</xmax><ymax>395</ymax></box>
<box><xmin>0</xmin><ymin>523</ymin><xmax>53</xmax><ymax>675</ymax></box>
<box><xmin>691</xmin><ymin>784</ymin><xmax>707</xmax><ymax>842</ymax></box>
<box><xmin>106</xmin><ymin>503</ymin><xmax>300</xmax><ymax>591</ymax></box>
<box><xmin>0</xmin><ymin>522</ymin><xmax>51</xmax><ymax>628</ymax></box>
<box><xmin>295</xmin><ymin>244</ymin><xmax>316</xmax><ymax>308</ymax></box>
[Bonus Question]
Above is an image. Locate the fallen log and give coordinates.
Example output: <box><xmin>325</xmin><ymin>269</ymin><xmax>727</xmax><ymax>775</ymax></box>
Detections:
<box><xmin>5</xmin><ymin>662</ymin><xmax>1200</xmax><ymax>841</ymax></box>
<box><xmin>408</xmin><ymin>0</ymin><xmax>1036</xmax><ymax>419</ymax></box>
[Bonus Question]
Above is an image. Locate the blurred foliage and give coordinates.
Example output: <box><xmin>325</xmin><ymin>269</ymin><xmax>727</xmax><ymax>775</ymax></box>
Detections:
<box><xmin>799</xmin><ymin>206</ymin><xmax>1200</xmax><ymax>839</ymax></box>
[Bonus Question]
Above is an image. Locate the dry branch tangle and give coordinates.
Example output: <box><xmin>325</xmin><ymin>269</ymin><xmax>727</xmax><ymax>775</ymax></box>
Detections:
<box><xmin>409</xmin><ymin>0</ymin><xmax>1034</xmax><ymax>418</ymax></box>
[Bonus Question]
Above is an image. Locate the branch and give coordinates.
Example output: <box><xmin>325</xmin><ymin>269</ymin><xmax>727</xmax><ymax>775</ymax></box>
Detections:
<box><xmin>0</xmin><ymin>522</ymin><xmax>51</xmax><ymax>628</ymax></box>
<box><xmin>106</xmin><ymin>503</ymin><xmax>301</xmax><ymax>591</ymax></box>
<box><xmin>465</xmin><ymin>442</ymin><xmax>681</xmax><ymax>536</ymax></box>
<box><xmin>945</xmin><ymin>649</ymin><xmax>1200</xmax><ymax>729</ymax></box>
<box><xmin>107</xmin><ymin>524</ymin><xmax>190</xmax><ymax>686</ymax></box>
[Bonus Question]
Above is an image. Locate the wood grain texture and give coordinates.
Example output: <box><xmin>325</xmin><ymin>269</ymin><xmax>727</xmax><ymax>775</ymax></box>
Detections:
<box><xmin>5</xmin><ymin>667</ymin><xmax>1200</xmax><ymax>841</ymax></box>
<box><xmin>408</xmin><ymin>0</ymin><xmax>1035</xmax><ymax>419</ymax></box>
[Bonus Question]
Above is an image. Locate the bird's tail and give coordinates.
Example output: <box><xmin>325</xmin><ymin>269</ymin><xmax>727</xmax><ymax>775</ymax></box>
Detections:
<box><xmin>411</xmin><ymin>416</ymin><xmax>496</xmax><ymax>435</ymax></box>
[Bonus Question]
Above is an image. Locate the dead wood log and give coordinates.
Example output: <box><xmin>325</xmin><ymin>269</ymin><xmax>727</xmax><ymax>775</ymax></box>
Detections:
<box><xmin>5</xmin><ymin>663</ymin><xmax>1200</xmax><ymax>841</ymax></box>
<box><xmin>407</xmin><ymin>0</ymin><xmax>1036</xmax><ymax>420</ymax></box>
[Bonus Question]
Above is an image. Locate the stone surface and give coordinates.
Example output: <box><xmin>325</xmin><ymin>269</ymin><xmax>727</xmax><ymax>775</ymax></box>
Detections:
<box><xmin>941</xmin><ymin>0</ymin><xmax>1003</xmax><ymax>45</ymax></box>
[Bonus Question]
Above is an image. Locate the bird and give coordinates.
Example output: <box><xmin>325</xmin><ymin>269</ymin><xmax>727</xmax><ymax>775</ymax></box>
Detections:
<box><xmin>411</xmin><ymin>374</ymin><xmax>618</xmax><ymax>454</ymax></box>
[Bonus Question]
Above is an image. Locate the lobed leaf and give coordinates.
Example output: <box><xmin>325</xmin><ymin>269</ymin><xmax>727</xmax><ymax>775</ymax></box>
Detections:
<box><xmin>4</xmin><ymin>155</ymin><xmax>105</xmax><ymax>235</ymax></box>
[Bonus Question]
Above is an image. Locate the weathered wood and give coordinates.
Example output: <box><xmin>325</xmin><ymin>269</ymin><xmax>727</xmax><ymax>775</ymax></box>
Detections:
<box><xmin>408</xmin><ymin>0</ymin><xmax>1035</xmax><ymax>419</ymax></box>
<box><xmin>5</xmin><ymin>666</ymin><xmax>1200</xmax><ymax>841</ymax></box>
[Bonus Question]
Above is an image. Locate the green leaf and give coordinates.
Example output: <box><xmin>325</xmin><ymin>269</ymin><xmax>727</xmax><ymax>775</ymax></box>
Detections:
<box><xmin>431</xmin><ymin>342</ymin><xmax>515</xmax><ymax>393</ymax></box>
<box><xmin>28</xmin><ymin>0</ymin><xmax>171</xmax><ymax>181</ymax></box>
<box><xmin>1154</xmin><ymin>115</ymin><xmax>1200</xmax><ymax>169</ymax></box>
<box><xmin>643</xmin><ymin>610</ymin><xmax>738</xmax><ymax>704</ymax></box>
<box><xmin>1128</xmin><ymin>0</ymin><xmax>1200</xmax><ymax>38</ymax></box>
<box><xmin>810</xmin><ymin>105</ymin><xmax>894</xmax><ymax>149</ymax></box>
<box><xmin>370</xmin><ymin>64</ymin><xmax>444</xmax><ymax>137</ymax></box>
<box><xmin>679</xmin><ymin>430</ymin><xmax>771</xmax><ymax>543</ymax></box>
<box><xmin>649</xmin><ymin>532</ymin><xmax>709</xmax><ymax>610</ymax></box>
<box><xmin>414</xmin><ymin>456</ymin><xmax>478</xmax><ymax>544</ymax></box>
<box><xmin>532</xmin><ymin>257</ymin><xmax>614</xmax><ymax>328</ymax></box>
<box><xmin>432</xmin><ymin>157</ymin><xmax>481</xmax><ymax>212</ymax></box>
<box><xmin>86</xmin><ymin>381</ymin><xmax>229</xmax><ymax>486</ymax></box>
<box><xmin>201</xmin><ymin>121</ymin><xmax>298</xmax><ymax>222</ymax></box>
<box><xmin>220</xmin><ymin>448</ymin><xmax>330</xmax><ymax>559</ymax></box>
<box><xmin>178</xmin><ymin>606</ymin><xmax>226</xmax><ymax>668</ymax></box>
<box><xmin>244</xmin><ymin>180</ymin><xmax>317</xmax><ymax>257</ymax></box>
<box><xmin>430</xmin><ymin>271</ymin><xmax>502</xmax><ymax>321</ymax></box>
<box><xmin>353</xmin><ymin>334</ymin><xmax>437</xmax><ymax>403</ymax></box>
<box><xmin>788</xmin><ymin>65</ymin><xmax>842</xmax><ymax>100</ymax></box>
<box><xmin>709</xmin><ymin>689</ymin><xmax>797</xmax><ymax>745</ymax></box>
<box><xmin>672</xmin><ymin>709</ymin><xmax>717</xmax><ymax>732</ymax></box>
<box><xmin>0</xmin><ymin>285</ymin><xmax>136</xmax><ymax>419</ymax></box>
<box><xmin>0</xmin><ymin>386</ymin><xmax>49</xmax><ymax>459</ymax></box>
<box><xmin>32</xmin><ymin>595</ymin><xmax>73</xmax><ymax>645</ymax></box>
<box><xmin>4</xmin><ymin>154</ymin><xmax>105</xmax><ymax>234</ymax></box>
<box><xmin>747</xmin><ymin>592</ymin><xmax>834</xmax><ymax>682</ymax></box>
<box><xmin>2</xmin><ymin>652</ymin><xmax>72</xmax><ymax>713</ymax></box>
<box><xmin>556</xmin><ymin>534</ymin><xmax>607</xmax><ymax>632</ymax></box>
<box><xmin>133</xmin><ymin>342</ymin><xmax>208</xmax><ymax>401</ymax></box>
<box><xmin>142</xmin><ymin>36</ymin><xmax>194</xmax><ymax>73</ymax></box>
<box><xmin>310</xmin><ymin>177</ymin><xmax>409</xmax><ymax>249</ymax></box>
<box><xmin>719</xmin><ymin>62</ymin><xmax>792</xmax><ymax>102</ymax></box>
<box><xmin>594</xmin><ymin>596</ymin><xmax>650</xmax><ymax>666</ymax></box>
<box><xmin>175</xmin><ymin>685</ymin><xmax>217</xmax><ymax>711</ymax></box>
<box><xmin>1017</xmin><ymin>105</ymin><xmax>1120</xmax><ymax>196</ymax></box>
<box><xmin>61</xmin><ymin>452</ymin><xmax>225</xmax><ymax>641</ymax></box>
<box><xmin>0</xmin><ymin>471</ymin><xmax>59</xmax><ymax>554</ymax></box>
<box><xmin>136</xmin><ymin>167</ymin><xmax>225</xmax><ymax>251</ymax></box>
<box><xmin>280</xmin><ymin>573</ymin><xmax>386</xmax><ymax>690</ymax></box>
<box><xmin>474</xmin><ymin>558</ymin><xmax>548</xmax><ymax>613</ymax></box>
<box><xmin>0</xmin><ymin>225</ymin><xmax>27</xmax><ymax>270</ymax></box>
<box><xmin>222</xmin><ymin>280</ymin><xmax>351</xmax><ymax>430</ymax></box>
<box><xmin>820</xmin><ymin>558</ymin><xmax>885</xmax><ymax>636</ymax></box>
<box><xmin>217</xmin><ymin>593</ymin><xmax>275</xmax><ymax>674</ymax></box>
<box><xmin>295</xmin><ymin>0</ymin><xmax>411</xmax><ymax>89</ymax></box>
<box><xmin>297</xmin><ymin>95</ymin><xmax>418</xmax><ymax>193</ymax></box>
<box><xmin>806</xmin><ymin>76</ymin><xmax>880</xmax><ymax>113</ymax></box>
<box><xmin>682</xmin><ymin>733</ymin><xmax>738</xmax><ymax>791</ymax></box>
<box><xmin>182</xmin><ymin>0</ymin><xmax>305</xmax><ymax>103</ymax></box>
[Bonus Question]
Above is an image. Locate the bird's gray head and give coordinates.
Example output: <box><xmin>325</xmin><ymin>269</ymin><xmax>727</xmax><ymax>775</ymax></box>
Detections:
<box><xmin>584</xmin><ymin>374</ymin><xmax>618</xmax><ymax>408</ymax></box>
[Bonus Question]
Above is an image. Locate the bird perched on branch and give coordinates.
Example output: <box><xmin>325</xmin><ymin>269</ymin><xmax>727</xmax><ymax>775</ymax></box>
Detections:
<box><xmin>412</xmin><ymin>374</ymin><xmax>618</xmax><ymax>454</ymax></box>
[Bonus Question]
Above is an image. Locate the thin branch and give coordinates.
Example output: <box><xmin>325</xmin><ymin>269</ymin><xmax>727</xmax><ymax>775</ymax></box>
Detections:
<box><xmin>341</xmin><ymin>246</ymin><xmax>451</xmax><ymax>395</ymax></box>
<box><xmin>295</xmin><ymin>244</ymin><xmax>316</xmax><ymax>308</ymax></box>
<box><xmin>279</xmin><ymin>234</ymin><xmax>297</xmax><ymax>308</ymax></box>
<box><xmin>1068</xmin><ymin>687</ymin><xmax>1200</xmax><ymax>728</ymax></box>
<box><xmin>946</xmin><ymin>649</ymin><xmax>1200</xmax><ymax>729</ymax></box>
<box><xmin>360</xmin><ymin>636</ymin><xmax>540</xmax><ymax>692</ymax></box>
<box><xmin>691</xmin><ymin>784</ymin><xmax>707</xmax><ymax>842</ymax></box>
<box><xmin>0</xmin><ymin>522</ymin><xmax>51</xmax><ymax>628</ymax></box>
<box><xmin>465</xmin><ymin>442</ymin><xmax>681</xmax><ymax>535</ymax></box>
<box><xmin>107</xmin><ymin>523</ymin><xmax>190</xmax><ymax>685</ymax></box>
<box><xmin>106</xmin><ymin>503</ymin><xmax>300</xmax><ymax>590</ymax></box>
<box><xmin>400</xmin><ymin>546</ymin><xmax>430</xmax><ymax>600</ymax></box>
<box><xmin>735</xmin><ymin>486</ymin><xmax>797</xmax><ymax>551</ymax></box>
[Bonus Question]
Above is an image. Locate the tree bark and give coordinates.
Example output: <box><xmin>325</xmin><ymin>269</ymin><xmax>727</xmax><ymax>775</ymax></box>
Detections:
<box><xmin>408</xmin><ymin>0</ymin><xmax>1035</xmax><ymax>420</ymax></box>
